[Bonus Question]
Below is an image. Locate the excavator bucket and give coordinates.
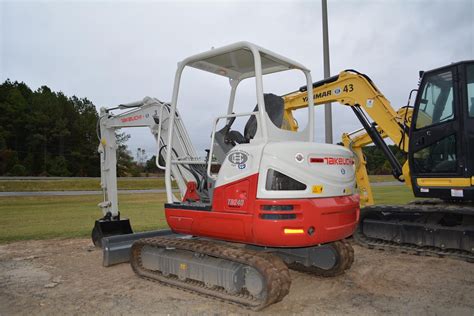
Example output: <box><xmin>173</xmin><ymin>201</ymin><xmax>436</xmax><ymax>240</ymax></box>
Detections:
<box><xmin>92</xmin><ymin>218</ymin><xmax>133</xmax><ymax>248</ymax></box>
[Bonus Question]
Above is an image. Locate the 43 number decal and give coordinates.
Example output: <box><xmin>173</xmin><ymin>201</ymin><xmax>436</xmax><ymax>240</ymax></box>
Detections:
<box><xmin>343</xmin><ymin>84</ymin><xmax>354</xmax><ymax>93</ymax></box>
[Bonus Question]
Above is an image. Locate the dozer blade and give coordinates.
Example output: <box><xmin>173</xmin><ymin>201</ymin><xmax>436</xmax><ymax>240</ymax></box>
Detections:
<box><xmin>102</xmin><ymin>229</ymin><xmax>180</xmax><ymax>267</ymax></box>
<box><xmin>92</xmin><ymin>218</ymin><xmax>133</xmax><ymax>248</ymax></box>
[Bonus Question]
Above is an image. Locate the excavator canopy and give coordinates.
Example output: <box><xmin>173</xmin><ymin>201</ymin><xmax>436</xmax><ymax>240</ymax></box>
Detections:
<box><xmin>184</xmin><ymin>42</ymin><xmax>309</xmax><ymax>80</ymax></box>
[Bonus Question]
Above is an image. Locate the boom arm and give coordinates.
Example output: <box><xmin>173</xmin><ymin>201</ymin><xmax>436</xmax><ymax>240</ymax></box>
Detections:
<box><xmin>283</xmin><ymin>70</ymin><xmax>412</xmax><ymax>205</ymax></box>
<box><xmin>97</xmin><ymin>97</ymin><xmax>202</xmax><ymax>218</ymax></box>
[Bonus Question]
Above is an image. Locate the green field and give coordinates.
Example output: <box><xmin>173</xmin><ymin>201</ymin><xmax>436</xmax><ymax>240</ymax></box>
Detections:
<box><xmin>0</xmin><ymin>175</ymin><xmax>396</xmax><ymax>192</ymax></box>
<box><xmin>0</xmin><ymin>178</ymin><xmax>166</xmax><ymax>192</ymax></box>
<box><xmin>0</xmin><ymin>193</ymin><xmax>168</xmax><ymax>243</ymax></box>
<box><xmin>370</xmin><ymin>185</ymin><xmax>413</xmax><ymax>204</ymax></box>
<box><xmin>368</xmin><ymin>175</ymin><xmax>399</xmax><ymax>183</ymax></box>
<box><xmin>0</xmin><ymin>185</ymin><xmax>414</xmax><ymax>243</ymax></box>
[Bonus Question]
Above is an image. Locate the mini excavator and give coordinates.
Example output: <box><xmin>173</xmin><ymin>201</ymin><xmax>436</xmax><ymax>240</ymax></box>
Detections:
<box><xmin>93</xmin><ymin>42</ymin><xmax>359</xmax><ymax>310</ymax></box>
<box><xmin>283</xmin><ymin>62</ymin><xmax>474</xmax><ymax>262</ymax></box>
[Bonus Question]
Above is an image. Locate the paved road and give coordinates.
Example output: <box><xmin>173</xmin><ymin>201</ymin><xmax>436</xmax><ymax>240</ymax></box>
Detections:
<box><xmin>0</xmin><ymin>189</ymin><xmax>169</xmax><ymax>197</ymax></box>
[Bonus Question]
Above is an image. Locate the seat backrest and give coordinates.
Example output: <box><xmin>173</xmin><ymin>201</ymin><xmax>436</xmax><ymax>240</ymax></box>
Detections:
<box><xmin>244</xmin><ymin>93</ymin><xmax>284</xmax><ymax>141</ymax></box>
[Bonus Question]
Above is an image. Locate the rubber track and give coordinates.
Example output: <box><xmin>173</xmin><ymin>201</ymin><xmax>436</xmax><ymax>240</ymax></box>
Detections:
<box><xmin>288</xmin><ymin>240</ymin><xmax>354</xmax><ymax>277</ymax></box>
<box><xmin>354</xmin><ymin>201</ymin><xmax>474</xmax><ymax>263</ymax></box>
<box><xmin>130</xmin><ymin>237</ymin><xmax>292</xmax><ymax>311</ymax></box>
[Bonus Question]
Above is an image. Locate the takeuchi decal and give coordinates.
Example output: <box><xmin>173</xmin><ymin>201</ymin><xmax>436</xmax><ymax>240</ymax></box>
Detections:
<box><xmin>121</xmin><ymin>115</ymin><xmax>143</xmax><ymax>123</ymax></box>
<box><xmin>324</xmin><ymin>157</ymin><xmax>354</xmax><ymax>165</ymax></box>
<box><xmin>311</xmin><ymin>157</ymin><xmax>354</xmax><ymax>165</ymax></box>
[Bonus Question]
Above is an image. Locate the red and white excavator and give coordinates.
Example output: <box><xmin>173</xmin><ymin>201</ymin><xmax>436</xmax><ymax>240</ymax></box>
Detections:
<box><xmin>93</xmin><ymin>42</ymin><xmax>359</xmax><ymax>310</ymax></box>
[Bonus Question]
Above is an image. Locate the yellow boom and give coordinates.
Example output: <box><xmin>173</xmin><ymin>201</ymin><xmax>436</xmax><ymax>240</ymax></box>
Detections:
<box><xmin>282</xmin><ymin>70</ymin><xmax>413</xmax><ymax>206</ymax></box>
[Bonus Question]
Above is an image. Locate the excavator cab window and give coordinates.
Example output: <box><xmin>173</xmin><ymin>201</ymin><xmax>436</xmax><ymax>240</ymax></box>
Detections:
<box><xmin>410</xmin><ymin>66</ymin><xmax>461</xmax><ymax>178</ymax></box>
<box><xmin>415</xmin><ymin>70</ymin><xmax>454</xmax><ymax>129</ymax></box>
<box><xmin>412</xmin><ymin>134</ymin><xmax>457</xmax><ymax>173</ymax></box>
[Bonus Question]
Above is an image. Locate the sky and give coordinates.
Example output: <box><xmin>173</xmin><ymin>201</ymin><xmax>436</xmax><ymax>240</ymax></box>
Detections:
<box><xmin>1</xmin><ymin>0</ymin><xmax>473</xmax><ymax>160</ymax></box>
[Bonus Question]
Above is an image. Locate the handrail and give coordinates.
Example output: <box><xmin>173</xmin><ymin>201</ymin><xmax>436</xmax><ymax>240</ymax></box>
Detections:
<box><xmin>155</xmin><ymin>104</ymin><xmax>168</xmax><ymax>170</ymax></box>
<box><xmin>171</xmin><ymin>160</ymin><xmax>207</xmax><ymax>165</ymax></box>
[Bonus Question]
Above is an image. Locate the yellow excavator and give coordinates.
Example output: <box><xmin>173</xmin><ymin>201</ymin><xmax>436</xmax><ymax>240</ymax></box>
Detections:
<box><xmin>282</xmin><ymin>62</ymin><xmax>474</xmax><ymax>261</ymax></box>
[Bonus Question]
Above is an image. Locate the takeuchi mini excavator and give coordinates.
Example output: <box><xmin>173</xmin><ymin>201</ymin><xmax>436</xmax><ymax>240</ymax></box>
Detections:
<box><xmin>93</xmin><ymin>42</ymin><xmax>359</xmax><ymax>310</ymax></box>
<box><xmin>282</xmin><ymin>61</ymin><xmax>474</xmax><ymax>262</ymax></box>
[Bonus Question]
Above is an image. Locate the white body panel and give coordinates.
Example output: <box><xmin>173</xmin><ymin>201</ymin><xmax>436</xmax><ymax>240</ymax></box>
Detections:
<box><xmin>214</xmin><ymin>142</ymin><xmax>264</xmax><ymax>188</ymax></box>
<box><xmin>214</xmin><ymin>141</ymin><xmax>355</xmax><ymax>199</ymax></box>
<box><xmin>257</xmin><ymin>142</ymin><xmax>355</xmax><ymax>199</ymax></box>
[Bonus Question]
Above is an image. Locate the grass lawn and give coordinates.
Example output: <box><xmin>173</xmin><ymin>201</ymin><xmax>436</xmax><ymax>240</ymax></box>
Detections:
<box><xmin>368</xmin><ymin>175</ymin><xmax>399</xmax><ymax>183</ymax></box>
<box><xmin>0</xmin><ymin>193</ymin><xmax>168</xmax><ymax>243</ymax></box>
<box><xmin>371</xmin><ymin>185</ymin><xmax>414</xmax><ymax>204</ymax></box>
<box><xmin>0</xmin><ymin>178</ymin><xmax>167</xmax><ymax>192</ymax></box>
<box><xmin>0</xmin><ymin>185</ymin><xmax>416</xmax><ymax>243</ymax></box>
<box><xmin>1</xmin><ymin>175</ymin><xmax>395</xmax><ymax>192</ymax></box>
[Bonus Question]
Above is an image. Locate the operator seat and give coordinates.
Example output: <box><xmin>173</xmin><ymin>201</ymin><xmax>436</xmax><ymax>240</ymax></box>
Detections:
<box><xmin>227</xmin><ymin>93</ymin><xmax>285</xmax><ymax>144</ymax></box>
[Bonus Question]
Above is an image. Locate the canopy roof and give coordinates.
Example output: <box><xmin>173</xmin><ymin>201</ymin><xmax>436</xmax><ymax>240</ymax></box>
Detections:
<box><xmin>182</xmin><ymin>42</ymin><xmax>309</xmax><ymax>80</ymax></box>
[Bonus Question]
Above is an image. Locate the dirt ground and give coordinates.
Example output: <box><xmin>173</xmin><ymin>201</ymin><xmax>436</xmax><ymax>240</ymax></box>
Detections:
<box><xmin>1</xmin><ymin>239</ymin><xmax>473</xmax><ymax>315</ymax></box>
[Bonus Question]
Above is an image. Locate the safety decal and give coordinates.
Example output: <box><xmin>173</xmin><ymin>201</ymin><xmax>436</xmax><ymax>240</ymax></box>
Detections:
<box><xmin>228</xmin><ymin>150</ymin><xmax>250</xmax><ymax>169</ymax></box>
<box><xmin>295</xmin><ymin>153</ymin><xmax>304</xmax><ymax>163</ymax></box>
<box><xmin>312</xmin><ymin>185</ymin><xmax>323</xmax><ymax>194</ymax></box>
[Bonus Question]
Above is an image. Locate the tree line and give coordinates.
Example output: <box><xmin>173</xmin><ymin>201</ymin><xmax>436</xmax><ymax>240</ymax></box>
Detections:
<box><xmin>0</xmin><ymin>80</ymin><xmax>401</xmax><ymax>177</ymax></box>
<box><xmin>0</xmin><ymin>80</ymin><xmax>102</xmax><ymax>176</ymax></box>
<box><xmin>0</xmin><ymin>80</ymin><xmax>162</xmax><ymax>177</ymax></box>
<box><xmin>362</xmin><ymin>144</ymin><xmax>406</xmax><ymax>175</ymax></box>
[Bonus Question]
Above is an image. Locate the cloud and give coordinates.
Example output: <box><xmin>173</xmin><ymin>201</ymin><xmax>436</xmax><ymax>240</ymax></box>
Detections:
<box><xmin>1</xmin><ymin>0</ymin><xmax>473</xmax><ymax>156</ymax></box>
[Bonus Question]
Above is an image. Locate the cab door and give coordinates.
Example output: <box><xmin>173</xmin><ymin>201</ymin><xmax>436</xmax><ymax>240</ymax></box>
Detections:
<box><xmin>409</xmin><ymin>64</ymin><xmax>463</xmax><ymax>197</ymax></box>
<box><xmin>461</xmin><ymin>62</ymin><xmax>474</xmax><ymax>183</ymax></box>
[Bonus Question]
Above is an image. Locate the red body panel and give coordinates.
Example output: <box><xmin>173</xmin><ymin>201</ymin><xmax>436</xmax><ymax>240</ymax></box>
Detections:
<box><xmin>166</xmin><ymin>173</ymin><xmax>360</xmax><ymax>247</ymax></box>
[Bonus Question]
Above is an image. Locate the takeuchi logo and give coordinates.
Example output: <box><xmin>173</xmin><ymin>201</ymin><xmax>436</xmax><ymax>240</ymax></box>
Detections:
<box><xmin>121</xmin><ymin>115</ymin><xmax>143</xmax><ymax>123</ymax></box>
<box><xmin>324</xmin><ymin>157</ymin><xmax>354</xmax><ymax>165</ymax></box>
